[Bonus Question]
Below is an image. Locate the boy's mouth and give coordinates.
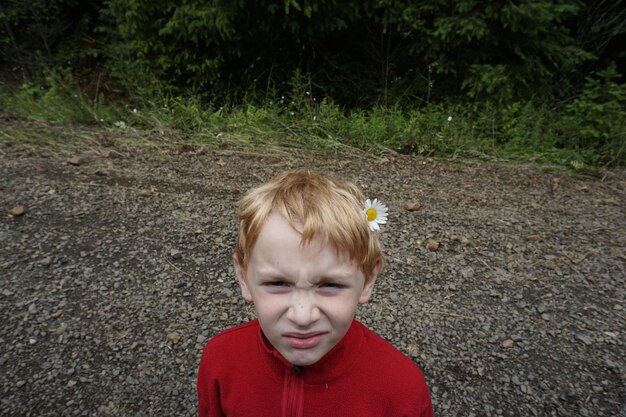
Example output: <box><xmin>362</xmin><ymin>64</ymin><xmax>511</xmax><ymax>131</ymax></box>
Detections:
<box><xmin>283</xmin><ymin>332</ymin><xmax>327</xmax><ymax>349</ymax></box>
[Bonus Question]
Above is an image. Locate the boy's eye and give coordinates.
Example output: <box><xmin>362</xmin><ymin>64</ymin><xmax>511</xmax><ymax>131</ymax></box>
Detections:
<box><xmin>320</xmin><ymin>282</ymin><xmax>344</xmax><ymax>289</ymax></box>
<box><xmin>265</xmin><ymin>281</ymin><xmax>289</xmax><ymax>287</ymax></box>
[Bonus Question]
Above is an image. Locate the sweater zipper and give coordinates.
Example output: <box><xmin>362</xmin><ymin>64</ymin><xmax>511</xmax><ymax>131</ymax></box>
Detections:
<box><xmin>282</xmin><ymin>366</ymin><xmax>304</xmax><ymax>417</ymax></box>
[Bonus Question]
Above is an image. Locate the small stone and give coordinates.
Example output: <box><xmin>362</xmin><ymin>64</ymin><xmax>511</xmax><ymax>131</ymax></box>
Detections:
<box><xmin>526</xmin><ymin>235</ymin><xmax>540</xmax><ymax>241</ymax></box>
<box><xmin>67</xmin><ymin>380</ymin><xmax>77</xmax><ymax>387</ymax></box>
<box><xmin>67</xmin><ymin>156</ymin><xmax>83</xmax><ymax>166</ymax></box>
<box><xmin>576</xmin><ymin>334</ymin><xmax>593</xmax><ymax>346</ymax></box>
<box><xmin>584</xmin><ymin>275</ymin><xmax>596</xmax><ymax>283</ymax></box>
<box><xmin>16</xmin><ymin>380</ymin><xmax>26</xmax><ymax>388</ymax></box>
<box><xmin>170</xmin><ymin>249</ymin><xmax>182</xmax><ymax>260</ymax></box>
<box><xmin>502</xmin><ymin>339</ymin><xmax>514</xmax><ymax>348</ymax></box>
<box><xmin>426</xmin><ymin>239</ymin><xmax>439</xmax><ymax>252</ymax></box>
<box><xmin>167</xmin><ymin>333</ymin><xmax>182</xmax><ymax>343</ymax></box>
<box><xmin>9</xmin><ymin>206</ymin><xmax>26</xmax><ymax>217</ymax></box>
<box><xmin>541</xmin><ymin>313</ymin><xmax>551</xmax><ymax>321</ymax></box>
<box><xmin>404</xmin><ymin>202</ymin><xmax>421</xmax><ymax>211</ymax></box>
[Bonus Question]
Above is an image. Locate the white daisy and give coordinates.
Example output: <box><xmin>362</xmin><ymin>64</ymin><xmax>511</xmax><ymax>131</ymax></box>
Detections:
<box><xmin>364</xmin><ymin>198</ymin><xmax>388</xmax><ymax>231</ymax></box>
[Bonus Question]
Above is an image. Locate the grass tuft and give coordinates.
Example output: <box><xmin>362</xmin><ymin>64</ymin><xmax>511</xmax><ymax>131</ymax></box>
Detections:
<box><xmin>1</xmin><ymin>71</ymin><xmax>624</xmax><ymax>170</ymax></box>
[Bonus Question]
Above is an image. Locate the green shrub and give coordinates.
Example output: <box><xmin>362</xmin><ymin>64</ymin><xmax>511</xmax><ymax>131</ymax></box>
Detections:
<box><xmin>2</xmin><ymin>68</ymin><xmax>624</xmax><ymax>169</ymax></box>
<box><xmin>559</xmin><ymin>65</ymin><xmax>626</xmax><ymax>166</ymax></box>
<box><xmin>0</xmin><ymin>69</ymin><xmax>120</xmax><ymax>124</ymax></box>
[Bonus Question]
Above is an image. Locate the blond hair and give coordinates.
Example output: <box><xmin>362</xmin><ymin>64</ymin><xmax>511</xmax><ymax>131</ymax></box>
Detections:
<box><xmin>235</xmin><ymin>170</ymin><xmax>383</xmax><ymax>280</ymax></box>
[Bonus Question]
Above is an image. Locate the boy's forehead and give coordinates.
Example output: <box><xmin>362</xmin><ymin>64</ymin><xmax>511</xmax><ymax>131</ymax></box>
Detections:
<box><xmin>251</xmin><ymin>217</ymin><xmax>360</xmax><ymax>279</ymax></box>
<box><xmin>257</xmin><ymin>212</ymin><xmax>318</xmax><ymax>248</ymax></box>
<box><xmin>254</xmin><ymin>212</ymin><xmax>348</xmax><ymax>258</ymax></box>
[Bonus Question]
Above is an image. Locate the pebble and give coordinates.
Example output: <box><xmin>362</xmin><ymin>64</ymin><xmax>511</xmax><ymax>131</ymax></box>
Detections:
<box><xmin>167</xmin><ymin>333</ymin><xmax>182</xmax><ymax>343</ymax></box>
<box><xmin>576</xmin><ymin>334</ymin><xmax>593</xmax><ymax>346</ymax></box>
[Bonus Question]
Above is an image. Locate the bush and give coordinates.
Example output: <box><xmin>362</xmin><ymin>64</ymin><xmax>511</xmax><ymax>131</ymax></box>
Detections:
<box><xmin>559</xmin><ymin>65</ymin><xmax>626</xmax><ymax>166</ymax></box>
<box><xmin>0</xmin><ymin>69</ymin><xmax>120</xmax><ymax>124</ymax></box>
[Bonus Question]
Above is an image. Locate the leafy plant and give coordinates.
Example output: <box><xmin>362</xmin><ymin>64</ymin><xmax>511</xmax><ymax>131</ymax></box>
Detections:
<box><xmin>0</xmin><ymin>68</ymin><xmax>120</xmax><ymax>124</ymax></box>
<box><xmin>560</xmin><ymin>65</ymin><xmax>626</xmax><ymax>166</ymax></box>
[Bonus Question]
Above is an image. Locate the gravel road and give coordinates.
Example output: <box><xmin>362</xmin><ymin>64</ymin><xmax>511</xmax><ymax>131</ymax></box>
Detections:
<box><xmin>1</xmin><ymin>129</ymin><xmax>625</xmax><ymax>416</ymax></box>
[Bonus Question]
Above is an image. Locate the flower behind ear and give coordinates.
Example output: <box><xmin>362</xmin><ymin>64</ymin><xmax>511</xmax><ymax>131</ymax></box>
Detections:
<box><xmin>364</xmin><ymin>199</ymin><xmax>388</xmax><ymax>231</ymax></box>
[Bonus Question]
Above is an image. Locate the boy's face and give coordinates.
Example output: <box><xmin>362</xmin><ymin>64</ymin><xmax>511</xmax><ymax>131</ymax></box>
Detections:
<box><xmin>234</xmin><ymin>213</ymin><xmax>379</xmax><ymax>367</ymax></box>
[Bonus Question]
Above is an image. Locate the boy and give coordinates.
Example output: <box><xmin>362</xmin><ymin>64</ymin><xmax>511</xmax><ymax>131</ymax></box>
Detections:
<box><xmin>197</xmin><ymin>170</ymin><xmax>433</xmax><ymax>417</ymax></box>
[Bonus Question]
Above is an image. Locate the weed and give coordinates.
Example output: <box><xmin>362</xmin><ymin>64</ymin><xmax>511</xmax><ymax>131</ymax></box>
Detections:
<box><xmin>1</xmin><ymin>68</ymin><xmax>624</xmax><ymax>169</ymax></box>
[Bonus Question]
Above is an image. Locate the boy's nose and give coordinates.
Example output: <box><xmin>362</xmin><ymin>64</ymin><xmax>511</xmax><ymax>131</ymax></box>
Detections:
<box><xmin>287</xmin><ymin>291</ymin><xmax>320</xmax><ymax>327</ymax></box>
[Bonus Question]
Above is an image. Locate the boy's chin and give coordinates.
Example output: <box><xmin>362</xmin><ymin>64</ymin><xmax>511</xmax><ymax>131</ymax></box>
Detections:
<box><xmin>288</xmin><ymin>356</ymin><xmax>322</xmax><ymax>367</ymax></box>
<box><xmin>283</xmin><ymin>350</ymin><xmax>326</xmax><ymax>367</ymax></box>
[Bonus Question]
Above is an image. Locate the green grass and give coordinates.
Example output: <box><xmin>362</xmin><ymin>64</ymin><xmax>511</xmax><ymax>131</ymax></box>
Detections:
<box><xmin>1</xmin><ymin>72</ymin><xmax>624</xmax><ymax>170</ymax></box>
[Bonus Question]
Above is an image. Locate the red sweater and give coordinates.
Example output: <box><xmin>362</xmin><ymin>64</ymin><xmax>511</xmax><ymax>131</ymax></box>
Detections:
<box><xmin>197</xmin><ymin>320</ymin><xmax>433</xmax><ymax>417</ymax></box>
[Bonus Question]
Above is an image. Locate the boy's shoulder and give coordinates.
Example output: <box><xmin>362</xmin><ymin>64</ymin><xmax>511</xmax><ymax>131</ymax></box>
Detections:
<box><xmin>351</xmin><ymin>321</ymin><xmax>432</xmax><ymax>414</ymax></box>
<box><xmin>204</xmin><ymin>320</ymin><xmax>259</xmax><ymax>349</ymax></box>
<box><xmin>354</xmin><ymin>321</ymin><xmax>426</xmax><ymax>383</ymax></box>
<box><xmin>209</xmin><ymin>319</ymin><xmax>259</xmax><ymax>340</ymax></box>
<box><xmin>201</xmin><ymin>320</ymin><xmax>260</xmax><ymax>363</ymax></box>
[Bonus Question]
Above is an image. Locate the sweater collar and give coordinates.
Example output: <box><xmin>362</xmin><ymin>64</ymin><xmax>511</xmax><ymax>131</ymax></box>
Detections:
<box><xmin>256</xmin><ymin>320</ymin><xmax>364</xmax><ymax>385</ymax></box>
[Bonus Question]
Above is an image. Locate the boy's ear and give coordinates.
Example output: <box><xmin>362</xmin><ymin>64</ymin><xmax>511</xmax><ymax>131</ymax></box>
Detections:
<box><xmin>233</xmin><ymin>253</ymin><xmax>253</xmax><ymax>302</ymax></box>
<box><xmin>358</xmin><ymin>257</ymin><xmax>383</xmax><ymax>304</ymax></box>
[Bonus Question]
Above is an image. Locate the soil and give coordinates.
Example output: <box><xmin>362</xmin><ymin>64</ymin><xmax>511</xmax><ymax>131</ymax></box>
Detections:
<box><xmin>1</xmin><ymin>125</ymin><xmax>625</xmax><ymax>416</ymax></box>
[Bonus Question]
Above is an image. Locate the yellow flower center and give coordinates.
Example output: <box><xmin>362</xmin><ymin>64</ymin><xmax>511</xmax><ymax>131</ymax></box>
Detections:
<box><xmin>366</xmin><ymin>208</ymin><xmax>378</xmax><ymax>222</ymax></box>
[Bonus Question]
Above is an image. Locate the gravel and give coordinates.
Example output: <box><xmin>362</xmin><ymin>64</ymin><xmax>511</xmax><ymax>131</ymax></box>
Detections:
<box><xmin>1</xmin><ymin>134</ymin><xmax>625</xmax><ymax>416</ymax></box>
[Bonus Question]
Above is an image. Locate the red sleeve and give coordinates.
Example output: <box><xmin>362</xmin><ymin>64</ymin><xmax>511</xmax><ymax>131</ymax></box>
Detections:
<box><xmin>197</xmin><ymin>344</ymin><xmax>226</xmax><ymax>417</ymax></box>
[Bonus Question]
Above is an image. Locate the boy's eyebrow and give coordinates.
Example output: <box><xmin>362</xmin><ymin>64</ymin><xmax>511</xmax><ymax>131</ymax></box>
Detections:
<box><xmin>255</xmin><ymin>266</ymin><xmax>356</xmax><ymax>281</ymax></box>
<box><xmin>256</xmin><ymin>266</ymin><xmax>287</xmax><ymax>278</ymax></box>
<box><xmin>318</xmin><ymin>269</ymin><xmax>355</xmax><ymax>281</ymax></box>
